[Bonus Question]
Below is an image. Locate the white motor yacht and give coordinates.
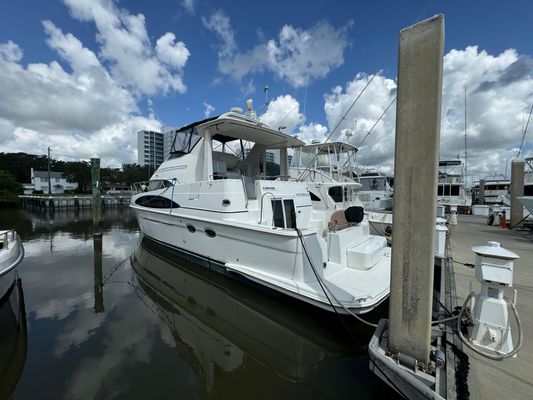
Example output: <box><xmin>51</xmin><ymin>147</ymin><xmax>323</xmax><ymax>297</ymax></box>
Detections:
<box><xmin>131</xmin><ymin>106</ymin><xmax>391</xmax><ymax>314</ymax></box>
<box><xmin>437</xmin><ymin>160</ymin><xmax>472</xmax><ymax>212</ymax></box>
<box><xmin>0</xmin><ymin>230</ymin><xmax>25</xmax><ymax>299</ymax></box>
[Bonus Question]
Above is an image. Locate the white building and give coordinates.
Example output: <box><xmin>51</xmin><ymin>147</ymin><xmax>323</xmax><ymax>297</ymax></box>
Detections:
<box><xmin>30</xmin><ymin>169</ymin><xmax>78</xmax><ymax>194</ymax></box>
<box><xmin>137</xmin><ymin>129</ymin><xmax>176</xmax><ymax>170</ymax></box>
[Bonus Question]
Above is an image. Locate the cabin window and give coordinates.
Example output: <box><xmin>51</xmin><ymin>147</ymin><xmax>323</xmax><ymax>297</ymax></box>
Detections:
<box><xmin>328</xmin><ymin>186</ymin><xmax>343</xmax><ymax>203</ymax></box>
<box><xmin>525</xmin><ymin>186</ymin><xmax>533</xmax><ymax>196</ymax></box>
<box><xmin>205</xmin><ymin>228</ymin><xmax>216</xmax><ymax>238</ymax></box>
<box><xmin>135</xmin><ymin>195</ymin><xmax>180</xmax><ymax>209</ymax></box>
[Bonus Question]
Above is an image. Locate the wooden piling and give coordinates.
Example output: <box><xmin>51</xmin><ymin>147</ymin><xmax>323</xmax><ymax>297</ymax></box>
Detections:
<box><xmin>91</xmin><ymin>158</ymin><xmax>102</xmax><ymax>235</ymax></box>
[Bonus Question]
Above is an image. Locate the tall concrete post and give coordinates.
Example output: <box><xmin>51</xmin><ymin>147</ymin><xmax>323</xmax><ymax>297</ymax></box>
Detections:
<box><xmin>479</xmin><ymin>179</ymin><xmax>485</xmax><ymax>205</ymax></box>
<box><xmin>510</xmin><ymin>159</ymin><xmax>525</xmax><ymax>227</ymax></box>
<box><xmin>389</xmin><ymin>15</ymin><xmax>444</xmax><ymax>366</ymax></box>
<box><xmin>91</xmin><ymin>158</ymin><xmax>102</xmax><ymax>235</ymax></box>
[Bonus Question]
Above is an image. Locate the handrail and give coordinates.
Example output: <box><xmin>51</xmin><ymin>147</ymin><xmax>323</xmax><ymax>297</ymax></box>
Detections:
<box><xmin>241</xmin><ymin>175</ymin><xmax>248</xmax><ymax>209</ymax></box>
<box><xmin>0</xmin><ymin>232</ymin><xmax>25</xmax><ymax>278</ymax></box>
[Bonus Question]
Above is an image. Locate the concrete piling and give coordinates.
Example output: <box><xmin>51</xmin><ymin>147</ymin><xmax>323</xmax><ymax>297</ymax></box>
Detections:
<box><xmin>510</xmin><ymin>159</ymin><xmax>525</xmax><ymax>228</ymax></box>
<box><xmin>479</xmin><ymin>179</ymin><xmax>485</xmax><ymax>205</ymax></box>
<box><xmin>389</xmin><ymin>15</ymin><xmax>444</xmax><ymax>365</ymax></box>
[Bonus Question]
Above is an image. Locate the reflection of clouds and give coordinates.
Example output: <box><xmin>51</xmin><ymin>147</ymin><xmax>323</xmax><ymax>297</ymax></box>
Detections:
<box><xmin>23</xmin><ymin>231</ymin><xmax>139</xmax><ymax>261</ymax></box>
<box><xmin>62</xmin><ymin>293</ymin><xmax>163</xmax><ymax>400</ymax></box>
<box><xmin>20</xmin><ymin>229</ymin><xmax>139</xmax><ymax>363</ymax></box>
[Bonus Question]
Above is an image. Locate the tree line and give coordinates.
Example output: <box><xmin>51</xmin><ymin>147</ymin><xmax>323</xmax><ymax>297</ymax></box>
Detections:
<box><xmin>0</xmin><ymin>152</ymin><xmax>152</xmax><ymax>205</ymax></box>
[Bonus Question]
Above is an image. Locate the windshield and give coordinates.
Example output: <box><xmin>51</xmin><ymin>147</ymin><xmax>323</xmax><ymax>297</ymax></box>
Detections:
<box><xmin>170</xmin><ymin>127</ymin><xmax>201</xmax><ymax>155</ymax></box>
<box><xmin>360</xmin><ymin>177</ymin><xmax>387</xmax><ymax>191</ymax></box>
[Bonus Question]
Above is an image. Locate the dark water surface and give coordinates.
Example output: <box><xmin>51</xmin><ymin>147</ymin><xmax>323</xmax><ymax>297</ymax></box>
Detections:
<box><xmin>0</xmin><ymin>208</ymin><xmax>398</xmax><ymax>400</ymax></box>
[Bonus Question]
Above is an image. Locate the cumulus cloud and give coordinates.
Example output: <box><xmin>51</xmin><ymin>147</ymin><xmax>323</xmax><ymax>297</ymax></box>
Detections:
<box><xmin>0</xmin><ymin>1</ymin><xmax>191</xmax><ymax>167</ymax></box>
<box><xmin>259</xmin><ymin>95</ymin><xmax>305</xmax><ymax>133</ymax></box>
<box><xmin>0</xmin><ymin>30</ymin><xmax>136</xmax><ymax>135</ymax></box>
<box><xmin>320</xmin><ymin>46</ymin><xmax>533</xmax><ymax>179</ymax></box>
<box><xmin>63</xmin><ymin>0</ymin><xmax>190</xmax><ymax>95</ymax></box>
<box><xmin>1</xmin><ymin>116</ymin><xmax>160</xmax><ymax>166</ymax></box>
<box><xmin>203</xmin><ymin>10</ymin><xmax>350</xmax><ymax>88</ymax></box>
<box><xmin>202</xmin><ymin>102</ymin><xmax>215</xmax><ymax>118</ymax></box>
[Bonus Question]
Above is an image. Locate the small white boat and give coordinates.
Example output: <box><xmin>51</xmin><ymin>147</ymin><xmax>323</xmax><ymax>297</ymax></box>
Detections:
<box><xmin>131</xmin><ymin>104</ymin><xmax>391</xmax><ymax>314</ymax></box>
<box><xmin>0</xmin><ymin>230</ymin><xmax>25</xmax><ymax>299</ymax></box>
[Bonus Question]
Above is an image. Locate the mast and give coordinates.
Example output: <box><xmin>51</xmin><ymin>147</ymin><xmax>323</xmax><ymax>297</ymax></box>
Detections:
<box><xmin>464</xmin><ymin>86</ymin><xmax>468</xmax><ymax>194</ymax></box>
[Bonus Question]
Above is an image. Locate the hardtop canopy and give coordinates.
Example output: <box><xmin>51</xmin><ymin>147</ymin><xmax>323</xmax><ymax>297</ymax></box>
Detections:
<box><xmin>198</xmin><ymin>112</ymin><xmax>304</xmax><ymax>149</ymax></box>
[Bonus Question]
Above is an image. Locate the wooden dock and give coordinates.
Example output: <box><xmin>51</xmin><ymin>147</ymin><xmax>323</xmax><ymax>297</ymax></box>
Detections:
<box><xmin>19</xmin><ymin>194</ymin><xmax>131</xmax><ymax>210</ymax></box>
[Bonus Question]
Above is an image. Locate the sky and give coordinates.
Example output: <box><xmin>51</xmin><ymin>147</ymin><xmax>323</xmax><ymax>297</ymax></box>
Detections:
<box><xmin>0</xmin><ymin>0</ymin><xmax>532</xmax><ymax>183</ymax></box>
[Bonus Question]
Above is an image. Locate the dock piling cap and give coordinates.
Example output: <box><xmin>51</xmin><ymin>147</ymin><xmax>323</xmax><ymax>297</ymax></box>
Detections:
<box><xmin>471</xmin><ymin>241</ymin><xmax>519</xmax><ymax>260</ymax></box>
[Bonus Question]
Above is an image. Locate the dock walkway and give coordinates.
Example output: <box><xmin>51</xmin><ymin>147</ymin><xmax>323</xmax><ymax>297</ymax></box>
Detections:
<box><xmin>450</xmin><ymin>215</ymin><xmax>533</xmax><ymax>400</ymax></box>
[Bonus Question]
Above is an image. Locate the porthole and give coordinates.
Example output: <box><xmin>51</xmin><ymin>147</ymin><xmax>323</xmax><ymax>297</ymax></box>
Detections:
<box><xmin>205</xmin><ymin>228</ymin><xmax>216</xmax><ymax>238</ymax></box>
<box><xmin>222</xmin><ymin>199</ymin><xmax>231</xmax><ymax>206</ymax></box>
<box><xmin>186</xmin><ymin>224</ymin><xmax>196</xmax><ymax>233</ymax></box>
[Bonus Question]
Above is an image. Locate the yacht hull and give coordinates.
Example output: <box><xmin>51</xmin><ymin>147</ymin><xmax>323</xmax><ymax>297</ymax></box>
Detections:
<box><xmin>132</xmin><ymin>206</ymin><xmax>389</xmax><ymax>314</ymax></box>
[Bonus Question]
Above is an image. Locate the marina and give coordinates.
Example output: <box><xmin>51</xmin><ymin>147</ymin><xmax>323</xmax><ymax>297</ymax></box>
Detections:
<box><xmin>1</xmin><ymin>1</ymin><xmax>532</xmax><ymax>399</ymax></box>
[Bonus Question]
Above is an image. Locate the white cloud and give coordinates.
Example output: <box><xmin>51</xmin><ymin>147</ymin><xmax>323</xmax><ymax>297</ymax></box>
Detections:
<box><xmin>259</xmin><ymin>95</ymin><xmax>305</xmax><ymax>133</ymax></box>
<box><xmin>295</xmin><ymin>123</ymin><xmax>328</xmax><ymax>144</ymax></box>
<box><xmin>0</xmin><ymin>31</ymin><xmax>136</xmax><ymax>135</ymax></box>
<box><xmin>203</xmin><ymin>10</ymin><xmax>350</xmax><ymax>88</ymax></box>
<box><xmin>320</xmin><ymin>46</ymin><xmax>533</xmax><ymax>179</ymax></box>
<box><xmin>0</xmin><ymin>40</ymin><xmax>23</xmax><ymax>62</ymax></box>
<box><xmin>202</xmin><ymin>9</ymin><xmax>237</xmax><ymax>59</ymax></box>
<box><xmin>202</xmin><ymin>102</ymin><xmax>215</xmax><ymax>118</ymax></box>
<box><xmin>182</xmin><ymin>0</ymin><xmax>197</xmax><ymax>14</ymax></box>
<box><xmin>1</xmin><ymin>116</ymin><xmax>160</xmax><ymax>167</ymax></box>
<box><xmin>63</xmin><ymin>0</ymin><xmax>190</xmax><ymax>95</ymax></box>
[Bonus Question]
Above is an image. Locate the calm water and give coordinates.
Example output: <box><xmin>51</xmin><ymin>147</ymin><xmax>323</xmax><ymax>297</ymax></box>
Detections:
<box><xmin>0</xmin><ymin>208</ymin><xmax>398</xmax><ymax>399</ymax></box>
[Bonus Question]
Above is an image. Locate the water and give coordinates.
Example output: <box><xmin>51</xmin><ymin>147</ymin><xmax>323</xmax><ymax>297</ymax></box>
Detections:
<box><xmin>0</xmin><ymin>208</ymin><xmax>398</xmax><ymax>399</ymax></box>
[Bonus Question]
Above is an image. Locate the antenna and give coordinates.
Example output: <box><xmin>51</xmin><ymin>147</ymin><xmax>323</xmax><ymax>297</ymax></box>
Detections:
<box><xmin>517</xmin><ymin>103</ymin><xmax>533</xmax><ymax>158</ymax></box>
<box><xmin>263</xmin><ymin>85</ymin><xmax>269</xmax><ymax>106</ymax></box>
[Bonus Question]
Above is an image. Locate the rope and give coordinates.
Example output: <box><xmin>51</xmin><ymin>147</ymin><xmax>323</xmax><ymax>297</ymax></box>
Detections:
<box><xmin>99</xmin><ymin>187</ymin><xmax>130</xmax><ymax>205</ymax></box>
<box><xmin>357</xmin><ymin>96</ymin><xmax>397</xmax><ymax>147</ymax></box>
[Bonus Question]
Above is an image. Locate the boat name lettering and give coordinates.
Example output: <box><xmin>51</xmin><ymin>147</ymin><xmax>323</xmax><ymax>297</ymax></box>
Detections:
<box><xmin>262</xmin><ymin>186</ymin><xmax>276</xmax><ymax>190</ymax></box>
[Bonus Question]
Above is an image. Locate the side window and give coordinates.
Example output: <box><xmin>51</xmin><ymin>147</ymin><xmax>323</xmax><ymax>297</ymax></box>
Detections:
<box><xmin>272</xmin><ymin>199</ymin><xmax>284</xmax><ymax>228</ymax></box>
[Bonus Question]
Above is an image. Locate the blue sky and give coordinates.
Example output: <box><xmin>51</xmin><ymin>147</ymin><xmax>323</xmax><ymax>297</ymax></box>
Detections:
<box><xmin>1</xmin><ymin>0</ymin><xmax>532</xmax><ymax>179</ymax></box>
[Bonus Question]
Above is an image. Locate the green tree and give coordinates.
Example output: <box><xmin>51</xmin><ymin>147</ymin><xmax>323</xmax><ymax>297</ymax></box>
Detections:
<box><xmin>0</xmin><ymin>169</ymin><xmax>23</xmax><ymax>207</ymax></box>
<box><xmin>63</xmin><ymin>161</ymin><xmax>91</xmax><ymax>193</ymax></box>
<box><xmin>122</xmin><ymin>164</ymin><xmax>150</xmax><ymax>186</ymax></box>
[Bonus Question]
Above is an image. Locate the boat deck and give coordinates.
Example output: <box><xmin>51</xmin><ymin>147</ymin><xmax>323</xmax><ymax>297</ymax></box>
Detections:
<box><xmin>450</xmin><ymin>215</ymin><xmax>533</xmax><ymax>400</ymax></box>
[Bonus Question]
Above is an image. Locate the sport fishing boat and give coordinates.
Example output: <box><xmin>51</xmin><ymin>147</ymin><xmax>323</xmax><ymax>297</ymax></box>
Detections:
<box><xmin>0</xmin><ymin>230</ymin><xmax>25</xmax><ymax>299</ymax></box>
<box><xmin>291</xmin><ymin>141</ymin><xmax>447</xmax><ymax>257</ymax></box>
<box><xmin>130</xmin><ymin>104</ymin><xmax>391</xmax><ymax>314</ymax></box>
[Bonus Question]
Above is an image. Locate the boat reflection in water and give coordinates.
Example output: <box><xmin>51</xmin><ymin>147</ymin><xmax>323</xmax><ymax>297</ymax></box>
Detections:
<box><xmin>131</xmin><ymin>236</ymin><xmax>390</xmax><ymax>398</ymax></box>
<box><xmin>0</xmin><ymin>277</ymin><xmax>27</xmax><ymax>399</ymax></box>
